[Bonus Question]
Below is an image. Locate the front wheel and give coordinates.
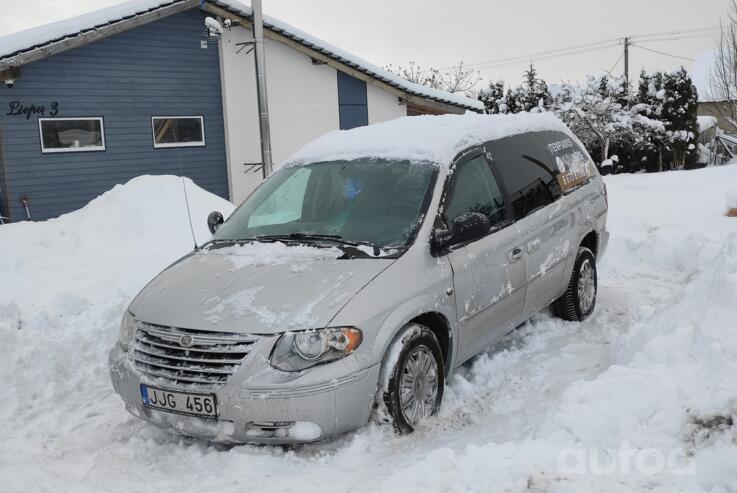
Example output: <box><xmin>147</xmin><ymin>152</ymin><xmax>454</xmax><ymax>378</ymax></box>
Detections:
<box><xmin>374</xmin><ymin>325</ymin><xmax>445</xmax><ymax>434</ymax></box>
<box><xmin>553</xmin><ymin>246</ymin><xmax>597</xmax><ymax>321</ymax></box>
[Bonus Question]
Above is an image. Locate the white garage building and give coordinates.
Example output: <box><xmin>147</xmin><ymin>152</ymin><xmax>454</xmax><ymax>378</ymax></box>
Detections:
<box><xmin>209</xmin><ymin>0</ymin><xmax>483</xmax><ymax>202</ymax></box>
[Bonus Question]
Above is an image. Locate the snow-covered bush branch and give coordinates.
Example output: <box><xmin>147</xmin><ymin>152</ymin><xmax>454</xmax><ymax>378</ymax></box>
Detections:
<box><xmin>477</xmin><ymin>65</ymin><xmax>698</xmax><ymax>173</ymax></box>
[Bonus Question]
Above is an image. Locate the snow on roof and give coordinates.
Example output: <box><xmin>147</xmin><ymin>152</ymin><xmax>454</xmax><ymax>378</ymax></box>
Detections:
<box><xmin>0</xmin><ymin>0</ymin><xmax>184</xmax><ymax>62</ymax></box>
<box><xmin>0</xmin><ymin>0</ymin><xmax>483</xmax><ymax>112</ymax></box>
<box><xmin>698</xmin><ymin>115</ymin><xmax>718</xmax><ymax>132</ymax></box>
<box><xmin>211</xmin><ymin>0</ymin><xmax>483</xmax><ymax>111</ymax></box>
<box><xmin>284</xmin><ymin>112</ymin><xmax>573</xmax><ymax>167</ymax></box>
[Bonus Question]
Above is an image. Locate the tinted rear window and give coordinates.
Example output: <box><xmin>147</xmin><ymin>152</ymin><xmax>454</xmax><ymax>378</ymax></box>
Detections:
<box><xmin>486</xmin><ymin>132</ymin><xmax>561</xmax><ymax>220</ymax></box>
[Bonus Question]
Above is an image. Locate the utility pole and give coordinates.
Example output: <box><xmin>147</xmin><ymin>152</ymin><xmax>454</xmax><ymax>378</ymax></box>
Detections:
<box><xmin>623</xmin><ymin>36</ymin><xmax>630</xmax><ymax>91</ymax></box>
<box><xmin>252</xmin><ymin>0</ymin><xmax>273</xmax><ymax>179</ymax></box>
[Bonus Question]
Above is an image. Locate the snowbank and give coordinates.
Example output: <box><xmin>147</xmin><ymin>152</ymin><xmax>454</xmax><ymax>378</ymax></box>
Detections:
<box><xmin>0</xmin><ymin>174</ymin><xmax>233</xmax><ymax>312</ymax></box>
<box><xmin>1</xmin><ymin>167</ymin><xmax>737</xmax><ymax>492</ymax></box>
<box><xmin>285</xmin><ymin>112</ymin><xmax>573</xmax><ymax>167</ymax></box>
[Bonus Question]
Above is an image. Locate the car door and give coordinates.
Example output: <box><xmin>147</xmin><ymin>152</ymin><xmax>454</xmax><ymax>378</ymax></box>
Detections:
<box><xmin>486</xmin><ymin>132</ymin><xmax>573</xmax><ymax>317</ymax></box>
<box><xmin>440</xmin><ymin>149</ymin><xmax>527</xmax><ymax>364</ymax></box>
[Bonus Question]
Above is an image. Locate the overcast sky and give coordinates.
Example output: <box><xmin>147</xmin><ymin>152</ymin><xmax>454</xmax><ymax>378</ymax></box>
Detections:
<box><xmin>0</xmin><ymin>0</ymin><xmax>729</xmax><ymax>90</ymax></box>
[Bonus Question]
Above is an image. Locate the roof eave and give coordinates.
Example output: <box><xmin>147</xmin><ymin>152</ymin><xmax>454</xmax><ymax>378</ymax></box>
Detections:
<box><xmin>0</xmin><ymin>0</ymin><xmax>198</xmax><ymax>72</ymax></box>
<box><xmin>0</xmin><ymin>0</ymin><xmax>482</xmax><ymax>113</ymax></box>
<box><xmin>204</xmin><ymin>2</ymin><xmax>481</xmax><ymax>112</ymax></box>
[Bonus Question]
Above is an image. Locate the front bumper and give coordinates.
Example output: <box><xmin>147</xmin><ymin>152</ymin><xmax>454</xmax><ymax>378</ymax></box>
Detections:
<box><xmin>109</xmin><ymin>342</ymin><xmax>380</xmax><ymax>444</ymax></box>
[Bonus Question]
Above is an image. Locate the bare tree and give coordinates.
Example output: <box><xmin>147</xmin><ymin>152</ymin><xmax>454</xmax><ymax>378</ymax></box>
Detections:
<box><xmin>385</xmin><ymin>61</ymin><xmax>480</xmax><ymax>97</ymax></box>
<box><xmin>384</xmin><ymin>61</ymin><xmax>438</xmax><ymax>87</ymax></box>
<box><xmin>438</xmin><ymin>62</ymin><xmax>481</xmax><ymax>95</ymax></box>
<box><xmin>709</xmin><ymin>0</ymin><xmax>737</xmax><ymax>128</ymax></box>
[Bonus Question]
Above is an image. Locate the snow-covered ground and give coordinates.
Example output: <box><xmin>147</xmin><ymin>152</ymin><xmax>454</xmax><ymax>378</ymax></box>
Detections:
<box><xmin>1</xmin><ymin>167</ymin><xmax>736</xmax><ymax>493</ymax></box>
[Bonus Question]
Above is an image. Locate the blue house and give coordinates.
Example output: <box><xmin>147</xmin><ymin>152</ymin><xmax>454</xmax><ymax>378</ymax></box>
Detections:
<box><xmin>0</xmin><ymin>0</ymin><xmax>482</xmax><ymax>222</ymax></box>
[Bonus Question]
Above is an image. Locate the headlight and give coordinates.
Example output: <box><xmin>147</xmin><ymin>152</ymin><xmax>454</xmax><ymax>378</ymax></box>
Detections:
<box><xmin>119</xmin><ymin>311</ymin><xmax>136</xmax><ymax>351</ymax></box>
<box><xmin>270</xmin><ymin>327</ymin><xmax>362</xmax><ymax>372</ymax></box>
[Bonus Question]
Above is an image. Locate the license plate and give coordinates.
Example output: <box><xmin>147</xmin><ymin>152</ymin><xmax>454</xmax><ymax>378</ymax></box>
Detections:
<box><xmin>140</xmin><ymin>384</ymin><xmax>217</xmax><ymax>418</ymax></box>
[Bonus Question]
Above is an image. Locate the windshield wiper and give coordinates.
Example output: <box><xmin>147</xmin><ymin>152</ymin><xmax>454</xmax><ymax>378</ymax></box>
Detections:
<box><xmin>255</xmin><ymin>233</ymin><xmax>381</xmax><ymax>255</ymax></box>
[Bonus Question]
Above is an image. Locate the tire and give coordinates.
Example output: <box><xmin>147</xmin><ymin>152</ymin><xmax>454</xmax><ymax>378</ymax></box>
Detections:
<box><xmin>374</xmin><ymin>324</ymin><xmax>445</xmax><ymax>434</ymax></box>
<box><xmin>553</xmin><ymin>246</ymin><xmax>597</xmax><ymax>322</ymax></box>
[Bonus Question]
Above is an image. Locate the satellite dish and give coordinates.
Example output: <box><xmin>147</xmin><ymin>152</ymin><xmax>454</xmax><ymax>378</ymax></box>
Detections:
<box><xmin>205</xmin><ymin>17</ymin><xmax>223</xmax><ymax>37</ymax></box>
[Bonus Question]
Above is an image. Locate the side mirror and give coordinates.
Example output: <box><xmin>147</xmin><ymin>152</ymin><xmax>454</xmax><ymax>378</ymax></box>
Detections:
<box><xmin>431</xmin><ymin>212</ymin><xmax>491</xmax><ymax>254</ymax></box>
<box><xmin>207</xmin><ymin>211</ymin><xmax>224</xmax><ymax>234</ymax></box>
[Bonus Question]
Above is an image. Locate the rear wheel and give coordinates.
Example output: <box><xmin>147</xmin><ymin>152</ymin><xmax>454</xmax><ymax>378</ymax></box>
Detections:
<box><xmin>374</xmin><ymin>325</ymin><xmax>445</xmax><ymax>434</ymax></box>
<box><xmin>553</xmin><ymin>247</ymin><xmax>597</xmax><ymax>321</ymax></box>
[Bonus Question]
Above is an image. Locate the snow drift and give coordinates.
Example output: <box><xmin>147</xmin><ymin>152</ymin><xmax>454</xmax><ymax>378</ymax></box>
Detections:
<box><xmin>0</xmin><ymin>175</ymin><xmax>233</xmax><ymax>311</ymax></box>
<box><xmin>1</xmin><ymin>168</ymin><xmax>737</xmax><ymax>492</ymax></box>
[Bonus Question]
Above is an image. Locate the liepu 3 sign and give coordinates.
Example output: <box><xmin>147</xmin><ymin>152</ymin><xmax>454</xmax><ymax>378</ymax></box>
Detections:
<box><xmin>6</xmin><ymin>101</ymin><xmax>59</xmax><ymax>119</ymax></box>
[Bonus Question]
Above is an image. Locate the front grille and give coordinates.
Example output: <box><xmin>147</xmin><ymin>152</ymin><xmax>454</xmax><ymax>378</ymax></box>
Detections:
<box><xmin>132</xmin><ymin>322</ymin><xmax>259</xmax><ymax>388</ymax></box>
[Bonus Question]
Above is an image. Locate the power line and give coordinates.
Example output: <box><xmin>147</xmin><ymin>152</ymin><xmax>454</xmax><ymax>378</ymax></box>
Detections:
<box><xmin>438</xmin><ymin>38</ymin><xmax>620</xmax><ymax>70</ymax></box>
<box><xmin>631</xmin><ymin>25</ymin><xmax>722</xmax><ymax>40</ymax></box>
<box><xmin>434</xmin><ymin>25</ymin><xmax>716</xmax><ymax>79</ymax></box>
<box><xmin>635</xmin><ymin>32</ymin><xmax>721</xmax><ymax>44</ymax></box>
<box><xmin>609</xmin><ymin>51</ymin><xmax>625</xmax><ymax>74</ymax></box>
<box><xmin>632</xmin><ymin>43</ymin><xmax>695</xmax><ymax>62</ymax></box>
<box><xmin>440</xmin><ymin>25</ymin><xmax>719</xmax><ymax>73</ymax></box>
<box><xmin>473</xmin><ymin>43</ymin><xmax>621</xmax><ymax>71</ymax></box>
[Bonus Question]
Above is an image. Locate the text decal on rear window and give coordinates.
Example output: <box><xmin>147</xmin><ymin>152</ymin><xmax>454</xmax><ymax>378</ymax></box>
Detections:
<box><xmin>547</xmin><ymin>138</ymin><xmax>594</xmax><ymax>192</ymax></box>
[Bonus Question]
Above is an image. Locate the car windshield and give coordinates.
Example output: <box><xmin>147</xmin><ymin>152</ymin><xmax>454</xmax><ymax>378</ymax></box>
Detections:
<box><xmin>212</xmin><ymin>159</ymin><xmax>438</xmax><ymax>249</ymax></box>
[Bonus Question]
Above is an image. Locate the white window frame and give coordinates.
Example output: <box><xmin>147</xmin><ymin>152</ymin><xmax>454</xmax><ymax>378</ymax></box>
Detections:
<box><xmin>151</xmin><ymin>116</ymin><xmax>206</xmax><ymax>148</ymax></box>
<box><xmin>38</xmin><ymin>117</ymin><xmax>106</xmax><ymax>153</ymax></box>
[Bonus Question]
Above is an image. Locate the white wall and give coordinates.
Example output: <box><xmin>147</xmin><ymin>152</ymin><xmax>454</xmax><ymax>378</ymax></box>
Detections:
<box><xmin>219</xmin><ymin>25</ymin><xmax>340</xmax><ymax>203</ymax></box>
<box><xmin>367</xmin><ymin>83</ymin><xmax>407</xmax><ymax>124</ymax></box>
<box><xmin>219</xmin><ymin>26</ymin><xmax>408</xmax><ymax>204</ymax></box>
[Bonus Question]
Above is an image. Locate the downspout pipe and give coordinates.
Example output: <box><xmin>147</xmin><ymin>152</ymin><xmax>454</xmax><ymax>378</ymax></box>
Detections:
<box><xmin>252</xmin><ymin>0</ymin><xmax>273</xmax><ymax>178</ymax></box>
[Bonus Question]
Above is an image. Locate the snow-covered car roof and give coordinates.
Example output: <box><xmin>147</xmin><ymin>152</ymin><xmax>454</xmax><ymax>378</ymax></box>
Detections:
<box><xmin>0</xmin><ymin>0</ymin><xmax>483</xmax><ymax>112</ymax></box>
<box><xmin>285</xmin><ymin>112</ymin><xmax>574</xmax><ymax>167</ymax></box>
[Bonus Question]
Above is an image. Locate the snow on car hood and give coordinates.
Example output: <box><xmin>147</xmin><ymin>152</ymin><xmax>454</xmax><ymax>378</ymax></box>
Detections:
<box><xmin>129</xmin><ymin>241</ymin><xmax>394</xmax><ymax>334</ymax></box>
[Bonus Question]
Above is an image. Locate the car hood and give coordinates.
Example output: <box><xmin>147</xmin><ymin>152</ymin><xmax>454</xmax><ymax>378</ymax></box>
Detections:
<box><xmin>129</xmin><ymin>242</ymin><xmax>394</xmax><ymax>334</ymax></box>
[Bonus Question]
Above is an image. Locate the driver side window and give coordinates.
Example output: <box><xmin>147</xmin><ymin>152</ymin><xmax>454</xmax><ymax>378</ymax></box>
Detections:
<box><xmin>446</xmin><ymin>154</ymin><xmax>507</xmax><ymax>228</ymax></box>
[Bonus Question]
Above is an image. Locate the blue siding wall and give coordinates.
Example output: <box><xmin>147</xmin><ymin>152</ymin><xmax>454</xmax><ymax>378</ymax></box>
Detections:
<box><xmin>0</xmin><ymin>8</ymin><xmax>228</xmax><ymax>221</ymax></box>
<box><xmin>337</xmin><ymin>71</ymin><xmax>368</xmax><ymax>130</ymax></box>
<box><xmin>0</xmin><ymin>126</ymin><xmax>7</xmax><ymax>219</ymax></box>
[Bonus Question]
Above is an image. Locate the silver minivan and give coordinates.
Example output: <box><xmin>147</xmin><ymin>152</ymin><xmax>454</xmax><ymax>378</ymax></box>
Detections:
<box><xmin>109</xmin><ymin>114</ymin><xmax>609</xmax><ymax>444</ymax></box>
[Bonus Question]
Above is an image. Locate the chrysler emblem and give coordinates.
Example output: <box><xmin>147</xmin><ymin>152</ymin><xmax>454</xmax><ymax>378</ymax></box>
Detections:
<box><xmin>179</xmin><ymin>334</ymin><xmax>193</xmax><ymax>347</ymax></box>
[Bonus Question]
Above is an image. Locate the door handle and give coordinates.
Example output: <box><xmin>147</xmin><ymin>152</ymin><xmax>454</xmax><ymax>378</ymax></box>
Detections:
<box><xmin>509</xmin><ymin>247</ymin><xmax>524</xmax><ymax>262</ymax></box>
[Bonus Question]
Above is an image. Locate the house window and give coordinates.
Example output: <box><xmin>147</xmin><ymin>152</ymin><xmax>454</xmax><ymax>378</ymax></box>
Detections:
<box><xmin>152</xmin><ymin>116</ymin><xmax>205</xmax><ymax>148</ymax></box>
<box><xmin>38</xmin><ymin>117</ymin><xmax>105</xmax><ymax>153</ymax></box>
<box><xmin>337</xmin><ymin>72</ymin><xmax>368</xmax><ymax>130</ymax></box>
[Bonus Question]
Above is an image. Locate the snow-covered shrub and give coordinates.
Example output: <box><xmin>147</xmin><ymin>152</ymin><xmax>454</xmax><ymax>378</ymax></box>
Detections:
<box><xmin>550</xmin><ymin>70</ymin><xmax>698</xmax><ymax>173</ymax></box>
<box><xmin>636</xmin><ymin>68</ymin><xmax>700</xmax><ymax>170</ymax></box>
<box><xmin>478</xmin><ymin>64</ymin><xmax>552</xmax><ymax>115</ymax></box>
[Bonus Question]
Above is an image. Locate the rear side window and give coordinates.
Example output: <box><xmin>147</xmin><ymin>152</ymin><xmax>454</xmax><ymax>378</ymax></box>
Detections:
<box><xmin>544</xmin><ymin>134</ymin><xmax>596</xmax><ymax>192</ymax></box>
<box><xmin>445</xmin><ymin>154</ymin><xmax>506</xmax><ymax>228</ymax></box>
<box><xmin>487</xmin><ymin>134</ymin><xmax>560</xmax><ymax>220</ymax></box>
